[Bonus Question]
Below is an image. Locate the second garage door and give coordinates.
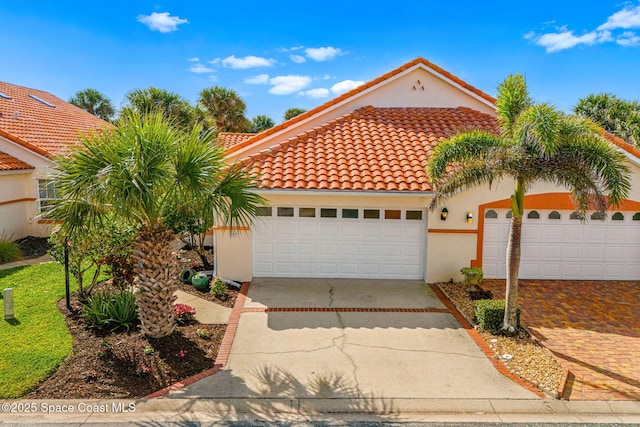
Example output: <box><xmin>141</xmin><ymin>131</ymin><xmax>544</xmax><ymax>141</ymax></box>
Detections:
<box><xmin>252</xmin><ymin>206</ymin><xmax>426</xmax><ymax>279</ymax></box>
<box><xmin>483</xmin><ymin>208</ymin><xmax>640</xmax><ymax>280</ymax></box>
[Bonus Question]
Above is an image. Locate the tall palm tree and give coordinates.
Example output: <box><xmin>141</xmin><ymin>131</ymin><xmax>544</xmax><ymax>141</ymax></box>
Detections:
<box><xmin>69</xmin><ymin>88</ymin><xmax>115</xmax><ymax>121</ymax></box>
<box><xmin>283</xmin><ymin>107</ymin><xmax>306</xmax><ymax>121</ymax></box>
<box><xmin>51</xmin><ymin>110</ymin><xmax>264</xmax><ymax>338</ymax></box>
<box><xmin>427</xmin><ymin>74</ymin><xmax>631</xmax><ymax>331</ymax></box>
<box><xmin>250</xmin><ymin>115</ymin><xmax>275</xmax><ymax>133</ymax></box>
<box><xmin>574</xmin><ymin>93</ymin><xmax>640</xmax><ymax>147</ymax></box>
<box><xmin>198</xmin><ymin>87</ymin><xmax>250</xmax><ymax>132</ymax></box>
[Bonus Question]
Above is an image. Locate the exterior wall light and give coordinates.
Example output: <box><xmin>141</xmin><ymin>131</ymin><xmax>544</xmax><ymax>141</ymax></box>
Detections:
<box><xmin>440</xmin><ymin>208</ymin><xmax>448</xmax><ymax>221</ymax></box>
<box><xmin>466</xmin><ymin>211</ymin><xmax>473</xmax><ymax>223</ymax></box>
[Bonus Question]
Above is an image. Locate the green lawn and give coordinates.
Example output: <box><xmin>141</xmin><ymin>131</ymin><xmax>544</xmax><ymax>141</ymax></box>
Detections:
<box><xmin>0</xmin><ymin>262</ymin><xmax>78</xmax><ymax>398</ymax></box>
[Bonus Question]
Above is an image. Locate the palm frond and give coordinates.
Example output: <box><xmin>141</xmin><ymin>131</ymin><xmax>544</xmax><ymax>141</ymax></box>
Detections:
<box><xmin>496</xmin><ymin>74</ymin><xmax>531</xmax><ymax>138</ymax></box>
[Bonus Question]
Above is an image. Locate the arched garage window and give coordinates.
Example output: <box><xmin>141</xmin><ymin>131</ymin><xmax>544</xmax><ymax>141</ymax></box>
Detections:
<box><xmin>506</xmin><ymin>210</ymin><xmax>513</xmax><ymax>218</ymax></box>
<box><xmin>527</xmin><ymin>211</ymin><xmax>540</xmax><ymax>219</ymax></box>
<box><xmin>591</xmin><ymin>211</ymin><xmax>606</xmax><ymax>221</ymax></box>
<box><xmin>485</xmin><ymin>210</ymin><xmax>498</xmax><ymax>218</ymax></box>
<box><xmin>548</xmin><ymin>211</ymin><xmax>561</xmax><ymax>220</ymax></box>
<box><xmin>633</xmin><ymin>213</ymin><xmax>640</xmax><ymax>221</ymax></box>
<box><xmin>570</xmin><ymin>211</ymin><xmax>580</xmax><ymax>220</ymax></box>
<box><xmin>612</xmin><ymin>212</ymin><xmax>624</xmax><ymax>221</ymax></box>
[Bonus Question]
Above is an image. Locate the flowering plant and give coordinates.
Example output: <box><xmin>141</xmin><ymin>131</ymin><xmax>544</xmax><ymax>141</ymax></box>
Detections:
<box><xmin>174</xmin><ymin>303</ymin><xmax>196</xmax><ymax>324</ymax></box>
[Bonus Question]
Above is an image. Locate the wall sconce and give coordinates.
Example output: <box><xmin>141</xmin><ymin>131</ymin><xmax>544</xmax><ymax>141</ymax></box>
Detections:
<box><xmin>466</xmin><ymin>211</ymin><xmax>473</xmax><ymax>223</ymax></box>
<box><xmin>440</xmin><ymin>208</ymin><xmax>448</xmax><ymax>221</ymax></box>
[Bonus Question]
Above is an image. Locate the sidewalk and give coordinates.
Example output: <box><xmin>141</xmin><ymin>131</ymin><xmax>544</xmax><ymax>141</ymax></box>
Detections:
<box><xmin>1</xmin><ymin>397</ymin><xmax>639</xmax><ymax>424</ymax></box>
<box><xmin>0</xmin><ymin>254</ymin><xmax>52</xmax><ymax>271</ymax></box>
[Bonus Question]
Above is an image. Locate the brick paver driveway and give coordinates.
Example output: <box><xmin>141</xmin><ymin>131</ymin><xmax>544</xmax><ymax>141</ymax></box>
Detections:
<box><xmin>483</xmin><ymin>280</ymin><xmax>640</xmax><ymax>401</ymax></box>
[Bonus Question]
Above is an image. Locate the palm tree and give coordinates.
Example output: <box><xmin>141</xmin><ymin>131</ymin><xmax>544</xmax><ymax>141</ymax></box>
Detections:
<box><xmin>122</xmin><ymin>87</ymin><xmax>208</xmax><ymax>131</ymax></box>
<box><xmin>427</xmin><ymin>74</ymin><xmax>631</xmax><ymax>331</ymax></box>
<box><xmin>574</xmin><ymin>93</ymin><xmax>640</xmax><ymax>147</ymax></box>
<box><xmin>198</xmin><ymin>87</ymin><xmax>250</xmax><ymax>132</ymax></box>
<box><xmin>69</xmin><ymin>88</ymin><xmax>115</xmax><ymax>121</ymax></box>
<box><xmin>51</xmin><ymin>110</ymin><xmax>264</xmax><ymax>338</ymax></box>
<box><xmin>283</xmin><ymin>107</ymin><xmax>306</xmax><ymax>121</ymax></box>
<box><xmin>250</xmin><ymin>115</ymin><xmax>275</xmax><ymax>133</ymax></box>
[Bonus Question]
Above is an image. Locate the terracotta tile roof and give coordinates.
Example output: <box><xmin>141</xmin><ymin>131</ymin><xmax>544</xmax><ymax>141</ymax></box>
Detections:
<box><xmin>0</xmin><ymin>150</ymin><xmax>34</xmax><ymax>171</ymax></box>
<box><xmin>217</xmin><ymin>132</ymin><xmax>255</xmax><ymax>149</ymax></box>
<box><xmin>0</xmin><ymin>81</ymin><xmax>109</xmax><ymax>158</ymax></box>
<box><xmin>601</xmin><ymin>129</ymin><xmax>640</xmax><ymax>159</ymax></box>
<box><xmin>242</xmin><ymin>106</ymin><xmax>498</xmax><ymax>191</ymax></box>
<box><xmin>225</xmin><ymin>57</ymin><xmax>497</xmax><ymax>157</ymax></box>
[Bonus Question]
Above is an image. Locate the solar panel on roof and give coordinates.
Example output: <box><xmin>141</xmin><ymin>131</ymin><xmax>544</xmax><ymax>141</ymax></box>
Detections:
<box><xmin>28</xmin><ymin>94</ymin><xmax>55</xmax><ymax>107</ymax></box>
<box><xmin>0</xmin><ymin>92</ymin><xmax>11</xmax><ymax>99</ymax></box>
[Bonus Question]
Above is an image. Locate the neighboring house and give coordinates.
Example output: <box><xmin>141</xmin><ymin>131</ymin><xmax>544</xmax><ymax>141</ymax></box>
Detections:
<box><xmin>216</xmin><ymin>57</ymin><xmax>640</xmax><ymax>283</ymax></box>
<box><xmin>0</xmin><ymin>82</ymin><xmax>108</xmax><ymax>239</ymax></box>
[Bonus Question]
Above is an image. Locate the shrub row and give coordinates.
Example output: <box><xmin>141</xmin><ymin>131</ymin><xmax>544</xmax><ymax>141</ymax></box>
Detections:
<box><xmin>473</xmin><ymin>299</ymin><xmax>520</xmax><ymax>333</ymax></box>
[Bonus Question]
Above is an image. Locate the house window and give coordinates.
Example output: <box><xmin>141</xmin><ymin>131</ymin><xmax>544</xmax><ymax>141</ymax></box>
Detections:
<box><xmin>363</xmin><ymin>209</ymin><xmax>380</xmax><ymax>219</ymax></box>
<box><xmin>320</xmin><ymin>208</ymin><xmax>337</xmax><ymax>218</ymax></box>
<box><xmin>342</xmin><ymin>208</ymin><xmax>359</xmax><ymax>219</ymax></box>
<box><xmin>591</xmin><ymin>211</ymin><xmax>605</xmax><ymax>221</ymax></box>
<box><xmin>527</xmin><ymin>211</ymin><xmax>540</xmax><ymax>219</ymax></box>
<box><xmin>506</xmin><ymin>210</ymin><xmax>513</xmax><ymax>219</ymax></box>
<box><xmin>485</xmin><ymin>210</ymin><xmax>498</xmax><ymax>219</ymax></box>
<box><xmin>299</xmin><ymin>207</ymin><xmax>315</xmax><ymax>218</ymax></box>
<box><xmin>612</xmin><ymin>212</ymin><xmax>624</xmax><ymax>221</ymax></box>
<box><xmin>406</xmin><ymin>210</ymin><xmax>423</xmax><ymax>220</ymax></box>
<box><xmin>633</xmin><ymin>213</ymin><xmax>640</xmax><ymax>221</ymax></box>
<box><xmin>384</xmin><ymin>209</ymin><xmax>401</xmax><ymax>220</ymax></box>
<box><xmin>548</xmin><ymin>211</ymin><xmax>561</xmax><ymax>220</ymax></box>
<box><xmin>277</xmin><ymin>207</ymin><xmax>294</xmax><ymax>217</ymax></box>
<box><xmin>256</xmin><ymin>207</ymin><xmax>272</xmax><ymax>216</ymax></box>
<box><xmin>570</xmin><ymin>211</ymin><xmax>580</xmax><ymax>220</ymax></box>
<box><xmin>37</xmin><ymin>179</ymin><xmax>57</xmax><ymax>217</ymax></box>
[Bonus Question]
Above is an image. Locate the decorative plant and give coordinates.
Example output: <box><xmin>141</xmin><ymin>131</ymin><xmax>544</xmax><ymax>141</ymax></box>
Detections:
<box><xmin>210</xmin><ymin>276</ymin><xmax>227</xmax><ymax>299</ymax></box>
<box><xmin>174</xmin><ymin>303</ymin><xmax>196</xmax><ymax>325</ymax></box>
<box><xmin>460</xmin><ymin>267</ymin><xmax>484</xmax><ymax>286</ymax></box>
<box><xmin>81</xmin><ymin>289</ymin><xmax>139</xmax><ymax>330</ymax></box>
<box><xmin>196</xmin><ymin>328</ymin><xmax>208</xmax><ymax>338</ymax></box>
<box><xmin>0</xmin><ymin>237</ymin><xmax>22</xmax><ymax>264</ymax></box>
<box><xmin>191</xmin><ymin>272</ymin><xmax>209</xmax><ymax>291</ymax></box>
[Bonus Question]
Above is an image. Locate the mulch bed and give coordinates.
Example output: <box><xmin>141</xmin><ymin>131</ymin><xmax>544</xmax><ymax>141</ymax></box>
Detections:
<box><xmin>15</xmin><ymin>236</ymin><xmax>51</xmax><ymax>259</ymax></box>
<box><xmin>26</xmin><ymin>295</ymin><xmax>226</xmax><ymax>399</ymax></box>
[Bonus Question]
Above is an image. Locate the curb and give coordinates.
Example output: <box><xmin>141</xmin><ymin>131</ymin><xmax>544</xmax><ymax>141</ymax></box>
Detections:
<box><xmin>145</xmin><ymin>281</ymin><xmax>251</xmax><ymax>399</ymax></box>
<box><xmin>557</xmin><ymin>368</ymin><xmax>571</xmax><ymax>400</ymax></box>
<box><xmin>430</xmin><ymin>284</ymin><xmax>546</xmax><ymax>399</ymax></box>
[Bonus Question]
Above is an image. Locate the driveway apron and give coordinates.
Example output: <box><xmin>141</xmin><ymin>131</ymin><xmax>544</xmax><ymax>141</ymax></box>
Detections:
<box><xmin>171</xmin><ymin>278</ymin><xmax>538</xmax><ymax>401</ymax></box>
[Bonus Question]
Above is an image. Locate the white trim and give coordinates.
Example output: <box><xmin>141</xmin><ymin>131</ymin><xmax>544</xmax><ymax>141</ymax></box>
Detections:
<box><xmin>0</xmin><ymin>169</ymin><xmax>33</xmax><ymax>176</ymax></box>
<box><xmin>0</xmin><ymin>135</ymin><xmax>53</xmax><ymax>164</ymax></box>
<box><xmin>253</xmin><ymin>189</ymin><xmax>435</xmax><ymax>197</ymax></box>
<box><xmin>619</xmin><ymin>146</ymin><xmax>640</xmax><ymax>166</ymax></box>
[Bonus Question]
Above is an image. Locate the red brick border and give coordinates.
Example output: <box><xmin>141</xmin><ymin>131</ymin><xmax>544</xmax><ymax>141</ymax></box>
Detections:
<box><xmin>146</xmin><ymin>282</ymin><xmax>251</xmax><ymax>399</ymax></box>
<box><xmin>429</xmin><ymin>284</ymin><xmax>546</xmax><ymax>398</ymax></box>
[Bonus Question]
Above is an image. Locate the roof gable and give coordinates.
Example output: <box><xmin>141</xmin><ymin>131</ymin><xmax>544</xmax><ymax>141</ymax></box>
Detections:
<box><xmin>0</xmin><ymin>82</ymin><xmax>109</xmax><ymax>158</ymax></box>
<box><xmin>0</xmin><ymin>150</ymin><xmax>34</xmax><ymax>171</ymax></box>
<box><xmin>242</xmin><ymin>106</ymin><xmax>498</xmax><ymax>192</ymax></box>
<box><xmin>225</xmin><ymin>57</ymin><xmax>497</xmax><ymax>162</ymax></box>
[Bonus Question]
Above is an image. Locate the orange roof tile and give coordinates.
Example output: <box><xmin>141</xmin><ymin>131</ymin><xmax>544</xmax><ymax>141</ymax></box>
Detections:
<box><xmin>0</xmin><ymin>81</ymin><xmax>109</xmax><ymax>158</ymax></box>
<box><xmin>217</xmin><ymin>132</ymin><xmax>255</xmax><ymax>149</ymax></box>
<box><xmin>242</xmin><ymin>107</ymin><xmax>498</xmax><ymax>192</ymax></box>
<box><xmin>225</xmin><ymin>57</ymin><xmax>497</xmax><ymax>157</ymax></box>
<box><xmin>0</xmin><ymin>150</ymin><xmax>34</xmax><ymax>171</ymax></box>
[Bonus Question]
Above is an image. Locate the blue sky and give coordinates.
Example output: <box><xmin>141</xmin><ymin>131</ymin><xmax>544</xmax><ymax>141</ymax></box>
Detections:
<box><xmin>2</xmin><ymin>1</ymin><xmax>640</xmax><ymax>122</ymax></box>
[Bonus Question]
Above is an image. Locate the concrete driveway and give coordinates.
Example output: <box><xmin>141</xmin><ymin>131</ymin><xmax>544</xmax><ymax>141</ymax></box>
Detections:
<box><xmin>171</xmin><ymin>278</ymin><xmax>538</xmax><ymax>404</ymax></box>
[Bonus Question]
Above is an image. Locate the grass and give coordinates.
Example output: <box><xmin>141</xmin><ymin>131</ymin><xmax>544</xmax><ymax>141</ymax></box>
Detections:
<box><xmin>0</xmin><ymin>262</ymin><xmax>79</xmax><ymax>398</ymax></box>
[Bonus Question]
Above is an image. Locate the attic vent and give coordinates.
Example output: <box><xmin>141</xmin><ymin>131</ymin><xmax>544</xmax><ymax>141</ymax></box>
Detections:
<box><xmin>0</xmin><ymin>92</ymin><xmax>11</xmax><ymax>100</ymax></box>
<box><xmin>28</xmin><ymin>94</ymin><xmax>55</xmax><ymax>107</ymax></box>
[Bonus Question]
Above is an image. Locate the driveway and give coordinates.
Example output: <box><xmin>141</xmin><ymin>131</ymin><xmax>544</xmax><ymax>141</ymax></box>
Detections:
<box><xmin>483</xmin><ymin>280</ymin><xmax>640</xmax><ymax>401</ymax></box>
<box><xmin>171</xmin><ymin>278</ymin><xmax>538</xmax><ymax>404</ymax></box>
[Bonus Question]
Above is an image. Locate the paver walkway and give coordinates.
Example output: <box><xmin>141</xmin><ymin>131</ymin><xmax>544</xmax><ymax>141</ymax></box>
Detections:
<box><xmin>483</xmin><ymin>279</ymin><xmax>640</xmax><ymax>401</ymax></box>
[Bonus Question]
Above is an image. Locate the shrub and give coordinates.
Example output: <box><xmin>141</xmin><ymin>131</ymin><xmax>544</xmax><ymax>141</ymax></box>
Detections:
<box><xmin>0</xmin><ymin>239</ymin><xmax>22</xmax><ymax>264</ymax></box>
<box><xmin>174</xmin><ymin>303</ymin><xmax>196</xmax><ymax>325</ymax></box>
<box><xmin>468</xmin><ymin>289</ymin><xmax>493</xmax><ymax>301</ymax></box>
<box><xmin>210</xmin><ymin>276</ymin><xmax>227</xmax><ymax>297</ymax></box>
<box><xmin>474</xmin><ymin>299</ymin><xmax>520</xmax><ymax>334</ymax></box>
<box><xmin>82</xmin><ymin>289</ymin><xmax>138</xmax><ymax>331</ymax></box>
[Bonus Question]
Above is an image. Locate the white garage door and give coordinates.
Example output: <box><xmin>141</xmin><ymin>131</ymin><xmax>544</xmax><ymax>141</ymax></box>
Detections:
<box><xmin>252</xmin><ymin>206</ymin><xmax>426</xmax><ymax>279</ymax></box>
<box><xmin>483</xmin><ymin>209</ymin><xmax>640</xmax><ymax>280</ymax></box>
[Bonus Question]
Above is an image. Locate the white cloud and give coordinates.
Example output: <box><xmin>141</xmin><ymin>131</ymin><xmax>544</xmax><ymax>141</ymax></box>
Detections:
<box><xmin>189</xmin><ymin>63</ymin><xmax>214</xmax><ymax>74</ymax></box>
<box><xmin>208</xmin><ymin>75</ymin><xmax>218</xmax><ymax>82</ymax></box>
<box><xmin>305</xmin><ymin>46</ymin><xmax>343</xmax><ymax>61</ymax></box>
<box><xmin>300</xmin><ymin>88</ymin><xmax>330</xmax><ymax>98</ymax></box>
<box><xmin>221</xmin><ymin>55</ymin><xmax>276</xmax><ymax>69</ymax></box>
<box><xmin>137</xmin><ymin>12</ymin><xmax>188</xmax><ymax>33</ymax></box>
<box><xmin>617</xmin><ymin>31</ymin><xmax>640</xmax><ymax>46</ymax></box>
<box><xmin>291</xmin><ymin>46</ymin><xmax>304</xmax><ymax>51</ymax></box>
<box><xmin>245</xmin><ymin>74</ymin><xmax>270</xmax><ymax>84</ymax></box>
<box><xmin>598</xmin><ymin>5</ymin><xmax>640</xmax><ymax>30</ymax></box>
<box><xmin>268</xmin><ymin>75</ymin><xmax>312</xmax><ymax>95</ymax></box>
<box><xmin>290</xmin><ymin>54</ymin><xmax>306</xmax><ymax>64</ymax></box>
<box><xmin>208</xmin><ymin>58</ymin><xmax>221</xmax><ymax>65</ymax></box>
<box><xmin>528</xmin><ymin>4</ymin><xmax>640</xmax><ymax>52</ymax></box>
<box><xmin>330</xmin><ymin>79</ymin><xmax>365</xmax><ymax>95</ymax></box>
<box><xmin>187</xmin><ymin>57</ymin><xmax>200</xmax><ymax>62</ymax></box>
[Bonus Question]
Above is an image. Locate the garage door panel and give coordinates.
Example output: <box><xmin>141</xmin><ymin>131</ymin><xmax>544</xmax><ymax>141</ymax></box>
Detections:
<box><xmin>483</xmin><ymin>208</ymin><xmax>640</xmax><ymax>280</ymax></box>
<box><xmin>253</xmin><ymin>208</ymin><xmax>425</xmax><ymax>279</ymax></box>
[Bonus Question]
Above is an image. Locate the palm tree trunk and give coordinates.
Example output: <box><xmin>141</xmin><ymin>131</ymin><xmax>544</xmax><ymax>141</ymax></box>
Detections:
<box><xmin>503</xmin><ymin>215</ymin><xmax>522</xmax><ymax>332</ymax></box>
<box><xmin>133</xmin><ymin>223</ymin><xmax>178</xmax><ymax>338</ymax></box>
